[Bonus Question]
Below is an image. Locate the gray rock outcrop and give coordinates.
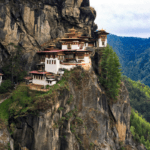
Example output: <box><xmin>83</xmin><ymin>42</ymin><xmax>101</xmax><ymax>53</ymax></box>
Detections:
<box><xmin>0</xmin><ymin>0</ymin><xmax>97</xmax><ymax>70</ymax></box>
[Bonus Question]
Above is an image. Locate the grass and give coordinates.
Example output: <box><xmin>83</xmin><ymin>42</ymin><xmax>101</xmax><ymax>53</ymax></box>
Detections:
<box><xmin>0</xmin><ymin>86</ymin><xmax>45</xmax><ymax>124</ymax></box>
<box><xmin>0</xmin><ymin>67</ymin><xmax>87</xmax><ymax>127</ymax></box>
<box><xmin>0</xmin><ymin>69</ymin><xmax>73</xmax><ymax>125</ymax></box>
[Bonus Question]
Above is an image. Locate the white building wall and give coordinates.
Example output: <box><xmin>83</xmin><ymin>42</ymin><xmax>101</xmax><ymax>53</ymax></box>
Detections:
<box><xmin>98</xmin><ymin>38</ymin><xmax>107</xmax><ymax>47</ymax></box>
<box><xmin>45</xmin><ymin>58</ymin><xmax>60</xmax><ymax>74</ymax></box>
<box><xmin>82</xmin><ymin>45</ymin><xmax>86</xmax><ymax>50</ymax></box>
<box><xmin>60</xmin><ymin>64</ymin><xmax>76</xmax><ymax>70</ymax></box>
<box><xmin>62</xmin><ymin>45</ymin><xmax>68</xmax><ymax>50</ymax></box>
<box><xmin>75</xmin><ymin>56</ymin><xmax>84</xmax><ymax>63</ymax></box>
<box><xmin>32</xmin><ymin>77</ymin><xmax>47</xmax><ymax>85</ymax></box>
<box><xmin>0</xmin><ymin>76</ymin><xmax>2</xmax><ymax>86</ymax></box>
<box><xmin>71</xmin><ymin>45</ymin><xmax>79</xmax><ymax>49</ymax></box>
<box><xmin>47</xmin><ymin>80</ymin><xmax>57</xmax><ymax>86</ymax></box>
<box><xmin>84</xmin><ymin>56</ymin><xmax>90</xmax><ymax>63</ymax></box>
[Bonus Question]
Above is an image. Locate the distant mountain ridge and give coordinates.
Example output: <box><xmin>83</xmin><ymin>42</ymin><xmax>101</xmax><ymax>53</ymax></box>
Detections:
<box><xmin>107</xmin><ymin>34</ymin><xmax>150</xmax><ymax>87</ymax></box>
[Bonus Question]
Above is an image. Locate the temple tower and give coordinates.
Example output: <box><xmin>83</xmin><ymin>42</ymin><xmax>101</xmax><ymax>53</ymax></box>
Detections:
<box><xmin>95</xmin><ymin>29</ymin><xmax>109</xmax><ymax>48</ymax></box>
<box><xmin>0</xmin><ymin>73</ymin><xmax>3</xmax><ymax>86</ymax></box>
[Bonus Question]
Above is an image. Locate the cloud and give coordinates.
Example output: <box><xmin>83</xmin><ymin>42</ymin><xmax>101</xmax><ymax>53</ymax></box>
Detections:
<box><xmin>90</xmin><ymin>0</ymin><xmax>150</xmax><ymax>38</ymax></box>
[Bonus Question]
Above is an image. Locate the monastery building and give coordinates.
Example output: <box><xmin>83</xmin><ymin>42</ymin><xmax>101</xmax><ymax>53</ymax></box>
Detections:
<box><xmin>25</xmin><ymin>28</ymin><xmax>109</xmax><ymax>86</ymax></box>
<box><xmin>0</xmin><ymin>73</ymin><xmax>3</xmax><ymax>86</ymax></box>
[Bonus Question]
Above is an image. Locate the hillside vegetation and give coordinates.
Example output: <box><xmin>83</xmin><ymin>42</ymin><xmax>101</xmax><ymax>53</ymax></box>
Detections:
<box><xmin>0</xmin><ymin>72</ymin><xmax>69</xmax><ymax>125</ymax></box>
<box><xmin>121</xmin><ymin>75</ymin><xmax>150</xmax><ymax>122</ymax></box>
<box><xmin>131</xmin><ymin>108</ymin><xmax>150</xmax><ymax>150</ymax></box>
<box><xmin>121</xmin><ymin>75</ymin><xmax>150</xmax><ymax>150</ymax></box>
<box><xmin>108</xmin><ymin>34</ymin><xmax>150</xmax><ymax>87</ymax></box>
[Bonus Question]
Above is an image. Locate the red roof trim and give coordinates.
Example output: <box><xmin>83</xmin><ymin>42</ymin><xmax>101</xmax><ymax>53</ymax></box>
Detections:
<box><xmin>37</xmin><ymin>50</ymin><xmax>66</xmax><ymax>53</ymax></box>
<box><xmin>29</xmin><ymin>71</ymin><xmax>49</xmax><ymax>75</ymax></box>
<box><xmin>24</xmin><ymin>76</ymin><xmax>32</xmax><ymax>80</ymax></box>
<box><xmin>37</xmin><ymin>49</ymin><xmax>91</xmax><ymax>53</ymax></box>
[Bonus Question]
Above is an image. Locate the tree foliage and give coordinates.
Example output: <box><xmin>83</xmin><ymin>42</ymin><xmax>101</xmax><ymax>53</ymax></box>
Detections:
<box><xmin>108</xmin><ymin>34</ymin><xmax>150</xmax><ymax>88</ymax></box>
<box><xmin>0</xmin><ymin>80</ymin><xmax>13</xmax><ymax>94</ymax></box>
<box><xmin>130</xmin><ymin>108</ymin><xmax>150</xmax><ymax>150</ymax></box>
<box><xmin>2</xmin><ymin>43</ymin><xmax>27</xmax><ymax>84</ymax></box>
<box><xmin>121</xmin><ymin>75</ymin><xmax>150</xmax><ymax>122</ymax></box>
<box><xmin>99</xmin><ymin>45</ymin><xmax>122</xmax><ymax>100</ymax></box>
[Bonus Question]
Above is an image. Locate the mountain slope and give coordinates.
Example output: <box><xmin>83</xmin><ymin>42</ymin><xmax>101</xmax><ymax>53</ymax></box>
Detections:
<box><xmin>108</xmin><ymin>34</ymin><xmax>150</xmax><ymax>87</ymax></box>
<box><xmin>121</xmin><ymin>75</ymin><xmax>150</xmax><ymax>122</ymax></box>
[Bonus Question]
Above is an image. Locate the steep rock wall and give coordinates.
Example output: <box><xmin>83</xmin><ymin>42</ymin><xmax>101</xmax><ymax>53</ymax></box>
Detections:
<box><xmin>5</xmin><ymin>67</ymin><xmax>146</xmax><ymax>150</ymax></box>
<box><xmin>0</xmin><ymin>0</ymin><xmax>97</xmax><ymax>70</ymax></box>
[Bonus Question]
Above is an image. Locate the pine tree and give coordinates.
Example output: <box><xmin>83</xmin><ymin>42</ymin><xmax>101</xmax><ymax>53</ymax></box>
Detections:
<box><xmin>140</xmin><ymin>136</ymin><xmax>146</xmax><ymax>145</ymax></box>
<box><xmin>99</xmin><ymin>45</ymin><xmax>122</xmax><ymax>100</ymax></box>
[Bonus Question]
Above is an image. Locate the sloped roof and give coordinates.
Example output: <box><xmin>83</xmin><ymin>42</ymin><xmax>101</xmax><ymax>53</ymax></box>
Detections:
<box><xmin>29</xmin><ymin>71</ymin><xmax>49</xmax><ymax>75</ymax></box>
<box><xmin>24</xmin><ymin>76</ymin><xmax>32</xmax><ymax>80</ymax></box>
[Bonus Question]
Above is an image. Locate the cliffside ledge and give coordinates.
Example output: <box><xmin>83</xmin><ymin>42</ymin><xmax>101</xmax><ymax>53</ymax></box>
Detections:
<box><xmin>0</xmin><ymin>65</ymin><xmax>147</xmax><ymax>150</ymax></box>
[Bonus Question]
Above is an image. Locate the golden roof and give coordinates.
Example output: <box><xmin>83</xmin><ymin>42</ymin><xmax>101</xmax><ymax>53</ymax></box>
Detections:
<box><xmin>69</xmin><ymin>27</ymin><xmax>76</xmax><ymax>32</ymax></box>
<box><xmin>100</xmin><ymin>28</ymin><xmax>106</xmax><ymax>31</ymax></box>
<box><xmin>49</xmin><ymin>44</ymin><xmax>55</xmax><ymax>47</ymax></box>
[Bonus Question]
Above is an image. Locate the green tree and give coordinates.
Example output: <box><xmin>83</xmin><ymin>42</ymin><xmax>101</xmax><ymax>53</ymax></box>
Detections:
<box><xmin>99</xmin><ymin>45</ymin><xmax>122</xmax><ymax>100</ymax></box>
<box><xmin>2</xmin><ymin>43</ymin><xmax>27</xmax><ymax>84</ymax></box>
<box><xmin>0</xmin><ymin>80</ymin><xmax>12</xmax><ymax>94</ymax></box>
<box><xmin>130</xmin><ymin>126</ymin><xmax>135</xmax><ymax>136</ymax></box>
<box><xmin>140</xmin><ymin>136</ymin><xmax>146</xmax><ymax>145</ymax></box>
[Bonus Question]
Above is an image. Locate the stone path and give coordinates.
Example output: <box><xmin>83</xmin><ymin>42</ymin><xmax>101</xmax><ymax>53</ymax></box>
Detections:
<box><xmin>0</xmin><ymin>95</ymin><xmax>11</xmax><ymax>104</ymax></box>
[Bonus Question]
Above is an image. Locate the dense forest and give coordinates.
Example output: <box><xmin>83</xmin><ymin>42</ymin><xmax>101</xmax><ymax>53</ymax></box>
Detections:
<box><xmin>108</xmin><ymin>34</ymin><xmax>150</xmax><ymax>87</ymax></box>
<box><xmin>130</xmin><ymin>108</ymin><xmax>150</xmax><ymax>150</ymax></box>
<box><xmin>121</xmin><ymin>75</ymin><xmax>150</xmax><ymax>122</ymax></box>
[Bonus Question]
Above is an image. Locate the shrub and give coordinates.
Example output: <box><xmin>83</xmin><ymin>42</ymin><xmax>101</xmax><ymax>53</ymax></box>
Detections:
<box><xmin>0</xmin><ymin>80</ymin><xmax>12</xmax><ymax>94</ymax></box>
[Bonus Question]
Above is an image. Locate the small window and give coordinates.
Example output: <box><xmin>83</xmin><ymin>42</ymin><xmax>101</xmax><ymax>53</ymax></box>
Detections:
<box><xmin>47</xmin><ymin>60</ymin><xmax>48</xmax><ymax>64</ymax></box>
<box><xmin>67</xmin><ymin>44</ymin><xmax>71</xmax><ymax>49</ymax></box>
<box><xmin>52</xmin><ymin>60</ymin><xmax>53</xmax><ymax>64</ymax></box>
<box><xmin>50</xmin><ymin>60</ymin><xmax>51</xmax><ymax>64</ymax></box>
<box><xmin>54</xmin><ymin>60</ymin><xmax>56</xmax><ymax>64</ymax></box>
<box><xmin>102</xmin><ymin>42</ymin><xmax>105</xmax><ymax>45</ymax></box>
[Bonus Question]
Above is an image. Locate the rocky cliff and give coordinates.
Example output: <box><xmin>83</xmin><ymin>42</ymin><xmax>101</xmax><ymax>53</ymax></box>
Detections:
<box><xmin>0</xmin><ymin>66</ymin><xmax>147</xmax><ymax>150</ymax></box>
<box><xmin>0</xmin><ymin>0</ymin><xmax>97</xmax><ymax>70</ymax></box>
<box><xmin>9</xmin><ymin>49</ymin><xmax>146</xmax><ymax>150</ymax></box>
<box><xmin>0</xmin><ymin>1</ymin><xmax>147</xmax><ymax>150</ymax></box>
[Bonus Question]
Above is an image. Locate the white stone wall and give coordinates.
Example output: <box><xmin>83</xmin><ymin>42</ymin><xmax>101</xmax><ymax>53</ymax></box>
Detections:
<box><xmin>47</xmin><ymin>80</ymin><xmax>57</xmax><ymax>86</ymax></box>
<box><xmin>62</xmin><ymin>45</ymin><xmax>67</xmax><ymax>50</ymax></box>
<box><xmin>0</xmin><ymin>76</ymin><xmax>2</xmax><ymax>86</ymax></box>
<box><xmin>84</xmin><ymin>56</ymin><xmax>90</xmax><ymax>63</ymax></box>
<box><xmin>32</xmin><ymin>76</ymin><xmax>47</xmax><ymax>85</ymax></box>
<box><xmin>60</xmin><ymin>64</ymin><xmax>76</xmax><ymax>70</ymax></box>
<box><xmin>45</xmin><ymin>58</ymin><xmax>60</xmax><ymax>74</ymax></box>
<box><xmin>76</xmin><ymin>56</ymin><xmax>84</xmax><ymax>63</ymax></box>
<box><xmin>71</xmin><ymin>45</ymin><xmax>79</xmax><ymax>49</ymax></box>
<box><xmin>98</xmin><ymin>38</ymin><xmax>107</xmax><ymax>47</ymax></box>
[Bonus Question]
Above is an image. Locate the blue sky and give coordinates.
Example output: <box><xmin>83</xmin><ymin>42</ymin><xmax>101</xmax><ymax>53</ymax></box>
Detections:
<box><xmin>90</xmin><ymin>0</ymin><xmax>150</xmax><ymax>38</ymax></box>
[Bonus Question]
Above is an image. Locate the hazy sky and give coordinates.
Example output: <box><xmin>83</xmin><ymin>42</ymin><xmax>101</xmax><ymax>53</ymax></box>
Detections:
<box><xmin>90</xmin><ymin>0</ymin><xmax>150</xmax><ymax>38</ymax></box>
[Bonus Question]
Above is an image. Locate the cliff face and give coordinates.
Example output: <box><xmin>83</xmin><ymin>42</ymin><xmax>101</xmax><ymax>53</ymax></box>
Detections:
<box><xmin>0</xmin><ymin>0</ymin><xmax>97</xmax><ymax>70</ymax></box>
<box><xmin>0</xmin><ymin>50</ymin><xmax>147</xmax><ymax>149</ymax></box>
<box><xmin>0</xmin><ymin>1</ymin><xmax>147</xmax><ymax>150</ymax></box>
<box><xmin>2</xmin><ymin>66</ymin><xmax>145</xmax><ymax>150</ymax></box>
